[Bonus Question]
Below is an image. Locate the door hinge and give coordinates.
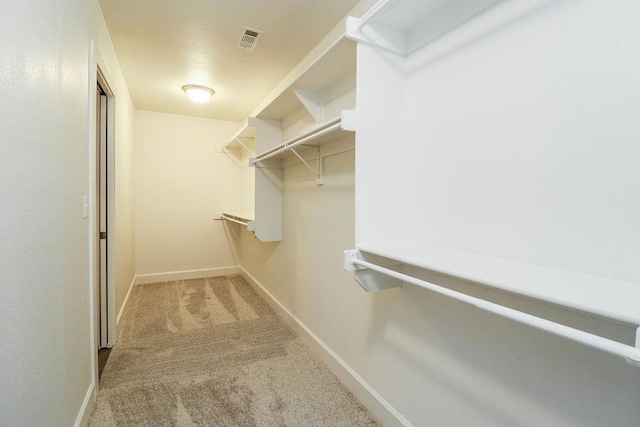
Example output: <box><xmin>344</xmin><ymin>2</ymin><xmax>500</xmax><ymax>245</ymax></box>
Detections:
<box><xmin>100</xmin><ymin>231</ymin><xmax>107</xmax><ymax>240</ymax></box>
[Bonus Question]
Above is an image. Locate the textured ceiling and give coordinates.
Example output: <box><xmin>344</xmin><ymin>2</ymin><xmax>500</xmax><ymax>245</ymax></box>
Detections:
<box><xmin>99</xmin><ymin>0</ymin><xmax>361</xmax><ymax>121</ymax></box>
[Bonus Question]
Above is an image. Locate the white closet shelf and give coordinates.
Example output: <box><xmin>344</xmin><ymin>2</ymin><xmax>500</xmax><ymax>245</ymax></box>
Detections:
<box><xmin>251</xmin><ymin>110</ymin><xmax>356</xmax><ymax>164</ymax></box>
<box><xmin>256</xmin><ymin>36</ymin><xmax>357</xmax><ymax>122</ymax></box>
<box><xmin>346</xmin><ymin>0</ymin><xmax>503</xmax><ymax>55</ymax></box>
<box><xmin>223</xmin><ymin>122</ymin><xmax>255</xmax><ymax>153</ymax></box>
<box><xmin>220</xmin><ymin>212</ymin><xmax>255</xmax><ymax>231</ymax></box>
<box><xmin>353</xmin><ymin>242</ymin><xmax>640</xmax><ymax>326</ymax></box>
<box><xmin>345</xmin><ymin>245</ymin><xmax>640</xmax><ymax>366</ymax></box>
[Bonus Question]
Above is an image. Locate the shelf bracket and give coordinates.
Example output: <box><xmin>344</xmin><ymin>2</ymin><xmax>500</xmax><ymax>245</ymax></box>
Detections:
<box><xmin>234</xmin><ymin>138</ymin><xmax>253</xmax><ymax>154</ymax></box>
<box><xmin>636</xmin><ymin>326</ymin><xmax>640</xmax><ymax>349</ymax></box>
<box><xmin>294</xmin><ymin>89</ymin><xmax>325</xmax><ymax>124</ymax></box>
<box><xmin>345</xmin><ymin>16</ymin><xmax>407</xmax><ymax>55</ymax></box>
<box><xmin>290</xmin><ymin>146</ymin><xmax>323</xmax><ymax>186</ymax></box>
<box><xmin>344</xmin><ymin>249</ymin><xmax>403</xmax><ymax>292</ymax></box>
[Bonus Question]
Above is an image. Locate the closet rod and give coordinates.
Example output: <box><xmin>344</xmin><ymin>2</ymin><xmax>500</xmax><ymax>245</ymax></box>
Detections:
<box><xmin>352</xmin><ymin>258</ymin><xmax>640</xmax><ymax>367</ymax></box>
<box><xmin>253</xmin><ymin>121</ymin><xmax>342</xmax><ymax>164</ymax></box>
<box><xmin>356</xmin><ymin>0</ymin><xmax>393</xmax><ymax>31</ymax></box>
<box><xmin>220</xmin><ymin>214</ymin><xmax>250</xmax><ymax>226</ymax></box>
<box><xmin>254</xmin><ymin>116</ymin><xmax>340</xmax><ymax>160</ymax></box>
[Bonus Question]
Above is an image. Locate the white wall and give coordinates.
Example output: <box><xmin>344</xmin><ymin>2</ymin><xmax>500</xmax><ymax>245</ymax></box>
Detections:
<box><xmin>0</xmin><ymin>1</ymin><xmax>135</xmax><ymax>424</ymax></box>
<box><xmin>238</xmin><ymin>2</ymin><xmax>640</xmax><ymax>426</ymax></box>
<box><xmin>0</xmin><ymin>1</ymin><xmax>92</xmax><ymax>425</ymax></box>
<box><xmin>239</xmin><ymin>145</ymin><xmax>640</xmax><ymax>427</ymax></box>
<box><xmin>134</xmin><ymin>110</ymin><xmax>241</xmax><ymax>276</ymax></box>
<box><xmin>402</xmin><ymin>0</ymin><xmax>640</xmax><ymax>284</ymax></box>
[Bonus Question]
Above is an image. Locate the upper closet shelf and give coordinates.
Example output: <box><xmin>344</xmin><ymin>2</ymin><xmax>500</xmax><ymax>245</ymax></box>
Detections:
<box><xmin>255</xmin><ymin>36</ymin><xmax>357</xmax><ymax>123</ymax></box>
<box><xmin>250</xmin><ymin>110</ymin><xmax>356</xmax><ymax>165</ymax></box>
<box><xmin>352</xmin><ymin>242</ymin><xmax>640</xmax><ymax>326</ymax></box>
<box><xmin>346</xmin><ymin>0</ymin><xmax>503</xmax><ymax>55</ymax></box>
<box><xmin>223</xmin><ymin>121</ymin><xmax>255</xmax><ymax>153</ymax></box>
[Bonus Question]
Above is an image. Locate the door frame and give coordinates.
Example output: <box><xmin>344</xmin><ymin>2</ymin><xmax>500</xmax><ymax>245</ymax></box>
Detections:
<box><xmin>88</xmin><ymin>41</ymin><xmax>118</xmax><ymax>388</ymax></box>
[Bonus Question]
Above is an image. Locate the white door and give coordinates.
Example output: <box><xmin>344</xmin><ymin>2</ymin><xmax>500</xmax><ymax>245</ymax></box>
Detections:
<box><xmin>97</xmin><ymin>84</ymin><xmax>109</xmax><ymax>349</ymax></box>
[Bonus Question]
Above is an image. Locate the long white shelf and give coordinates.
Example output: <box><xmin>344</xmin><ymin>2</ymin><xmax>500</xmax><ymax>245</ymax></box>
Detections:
<box><xmin>251</xmin><ymin>110</ymin><xmax>356</xmax><ymax>164</ymax></box>
<box><xmin>256</xmin><ymin>36</ymin><xmax>357</xmax><ymax>121</ymax></box>
<box><xmin>223</xmin><ymin>122</ymin><xmax>255</xmax><ymax>153</ymax></box>
<box><xmin>346</xmin><ymin>248</ymin><xmax>640</xmax><ymax>366</ymax></box>
<box><xmin>346</xmin><ymin>0</ymin><xmax>504</xmax><ymax>55</ymax></box>
<box><xmin>355</xmin><ymin>242</ymin><xmax>640</xmax><ymax>326</ymax></box>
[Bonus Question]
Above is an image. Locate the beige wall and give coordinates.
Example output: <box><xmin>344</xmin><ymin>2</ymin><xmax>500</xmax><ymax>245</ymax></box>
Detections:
<box><xmin>0</xmin><ymin>1</ymin><xmax>136</xmax><ymax>424</ymax></box>
<box><xmin>1</xmin><ymin>1</ymin><xmax>91</xmax><ymax>425</ymax></box>
<box><xmin>238</xmin><ymin>141</ymin><xmax>640</xmax><ymax>426</ymax></box>
<box><xmin>134</xmin><ymin>110</ymin><xmax>241</xmax><ymax>276</ymax></box>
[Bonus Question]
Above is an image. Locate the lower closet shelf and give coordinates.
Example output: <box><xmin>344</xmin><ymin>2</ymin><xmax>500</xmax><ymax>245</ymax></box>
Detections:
<box><xmin>220</xmin><ymin>212</ymin><xmax>255</xmax><ymax>232</ymax></box>
<box><xmin>351</xmin><ymin>242</ymin><xmax>640</xmax><ymax>326</ymax></box>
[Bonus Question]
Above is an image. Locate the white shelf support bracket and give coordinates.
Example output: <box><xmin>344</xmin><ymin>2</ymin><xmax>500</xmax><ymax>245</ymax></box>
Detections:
<box><xmin>316</xmin><ymin>146</ymin><xmax>323</xmax><ymax>186</ymax></box>
<box><xmin>345</xmin><ymin>16</ymin><xmax>407</xmax><ymax>55</ymax></box>
<box><xmin>636</xmin><ymin>326</ymin><xmax>640</xmax><ymax>349</ymax></box>
<box><xmin>294</xmin><ymin>89</ymin><xmax>325</xmax><ymax>124</ymax></box>
<box><xmin>248</xmin><ymin>157</ymin><xmax>256</xmax><ymax>167</ymax></box>
<box><xmin>344</xmin><ymin>249</ymin><xmax>403</xmax><ymax>292</ymax></box>
<box><xmin>290</xmin><ymin>146</ymin><xmax>323</xmax><ymax>185</ymax></box>
<box><xmin>234</xmin><ymin>138</ymin><xmax>253</xmax><ymax>154</ymax></box>
<box><xmin>344</xmin><ymin>249</ymin><xmax>366</xmax><ymax>271</ymax></box>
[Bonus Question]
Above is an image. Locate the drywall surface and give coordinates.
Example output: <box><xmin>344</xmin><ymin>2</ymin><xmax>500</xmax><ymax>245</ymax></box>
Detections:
<box><xmin>240</xmin><ymin>2</ymin><xmax>640</xmax><ymax>425</ymax></box>
<box><xmin>0</xmin><ymin>0</ymin><xmax>92</xmax><ymax>425</ymax></box>
<box><xmin>239</xmin><ymin>147</ymin><xmax>640</xmax><ymax>427</ymax></box>
<box><xmin>90</xmin><ymin>1</ymin><xmax>136</xmax><ymax>328</ymax></box>
<box><xmin>401</xmin><ymin>0</ymin><xmax>640</xmax><ymax>286</ymax></box>
<box><xmin>134</xmin><ymin>110</ymin><xmax>240</xmax><ymax>275</ymax></box>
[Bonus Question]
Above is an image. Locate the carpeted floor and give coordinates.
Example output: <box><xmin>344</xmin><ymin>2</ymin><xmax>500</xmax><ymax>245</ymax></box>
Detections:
<box><xmin>89</xmin><ymin>275</ymin><xmax>380</xmax><ymax>426</ymax></box>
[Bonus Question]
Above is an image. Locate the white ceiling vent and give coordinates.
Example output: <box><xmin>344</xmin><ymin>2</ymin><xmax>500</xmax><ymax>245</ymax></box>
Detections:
<box><xmin>236</xmin><ymin>26</ymin><xmax>264</xmax><ymax>50</ymax></box>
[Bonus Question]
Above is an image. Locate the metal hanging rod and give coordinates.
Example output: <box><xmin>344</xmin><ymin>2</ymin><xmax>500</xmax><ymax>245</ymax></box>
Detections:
<box><xmin>252</xmin><ymin>119</ymin><xmax>342</xmax><ymax>164</ymax></box>
<box><xmin>221</xmin><ymin>215</ymin><xmax>248</xmax><ymax>226</ymax></box>
<box><xmin>254</xmin><ymin>116</ymin><xmax>340</xmax><ymax>160</ymax></box>
<box><xmin>219</xmin><ymin>213</ymin><xmax>254</xmax><ymax>230</ymax></box>
<box><xmin>350</xmin><ymin>256</ymin><xmax>640</xmax><ymax>367</ymax></box>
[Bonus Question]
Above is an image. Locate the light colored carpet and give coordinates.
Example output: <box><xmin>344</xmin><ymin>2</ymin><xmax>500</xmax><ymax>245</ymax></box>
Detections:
<box><xmin>89</xmin><ymin>275</ymin><xmax>380</xmax><ymax>426</ymax></box>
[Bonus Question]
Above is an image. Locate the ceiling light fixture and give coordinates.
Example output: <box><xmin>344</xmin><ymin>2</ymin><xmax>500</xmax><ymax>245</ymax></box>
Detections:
<box><xmin>182</xmin><ymin>84</ymin><xmax>214</xmax><ymax>103</ymax></box>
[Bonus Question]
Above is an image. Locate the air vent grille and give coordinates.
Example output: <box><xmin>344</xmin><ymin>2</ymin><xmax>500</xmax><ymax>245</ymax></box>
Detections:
<box><xmin>236</xmin><ymin>26</ymin><xmax>264</xmax><ymax>50</ymax></box>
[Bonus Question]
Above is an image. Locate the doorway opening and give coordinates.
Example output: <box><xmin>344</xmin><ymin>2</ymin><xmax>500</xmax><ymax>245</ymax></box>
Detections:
<box><xmin>95</xmin><ymin>73</ymin><xmax>115</xmax><ymax>378</ymax></box>
<box><xmin>96</xmin><ymin>82</ymin><xmax>109</xmax><ymax>376</ymax></box>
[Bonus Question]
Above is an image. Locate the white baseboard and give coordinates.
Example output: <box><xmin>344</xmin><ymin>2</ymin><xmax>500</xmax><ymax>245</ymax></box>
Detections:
<box><xmin>239</xmin><ymin>268</ymin><xmax>411</xmax><ymax>427</ymax></box>
<box><xmin>116</xmin><ymin>275</ymin><xmax>136</xmax><ymax>326</ymax></box>
<box><xmin>135</xmin><ymin>266</ymin><xmax>240</xmax><ymax>285</ymax></box>
<box><xmin>74</xmin><ymin>383</ymin><xmax>96</xmax><ymax>427</ymax></box>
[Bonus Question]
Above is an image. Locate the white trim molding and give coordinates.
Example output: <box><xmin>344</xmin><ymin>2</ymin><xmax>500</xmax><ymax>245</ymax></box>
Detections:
<box><xmin>135</xmin><ymin>266</ymin><xmax>241</xmax><ymax>285</ymax></box>
<box><xmin>74</xmin><ymin>383</ymin><xmax>96</xmax><ymax>427</ymax></box>
<box><xmin>239</xmin><ymin>267</ymin><xmax>411</xmax><ymax>427</ymax></box>
<box><xmin>116</xmin><ymin>275</ymin><xmax>137</xmax><ymax>326</ymax></box>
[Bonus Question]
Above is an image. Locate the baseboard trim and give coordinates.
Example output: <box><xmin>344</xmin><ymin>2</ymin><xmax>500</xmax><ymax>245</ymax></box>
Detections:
<box><xmin>239</xmin><ymin>268</ymin><xmax>411</xmax><ymax>427</ymax></box>
<box><xmin>74</xmin><ymin>383</ymin><xmax>96</xmax><ymax>427</ymax></box>
<box><xmin>135</xmin><ymin>266</ymin><xmax>240</xmax><ymax>285</ymax></box>
<box><xmin>116</xmin><ymin>275</ymin><xmax>136</xmax><ymax>326</ymax></box>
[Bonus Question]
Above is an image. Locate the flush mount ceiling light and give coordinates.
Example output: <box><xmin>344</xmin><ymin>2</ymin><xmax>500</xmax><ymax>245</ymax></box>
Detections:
<box><xmin>182</xmin><ymin>84</ymin><xmax>215</xmax><ymax>103</ymax></box>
